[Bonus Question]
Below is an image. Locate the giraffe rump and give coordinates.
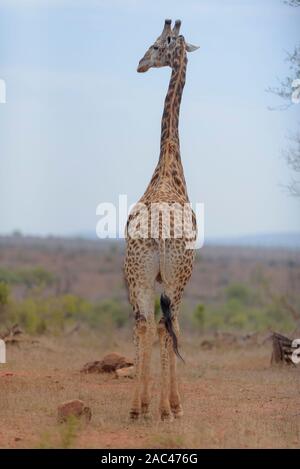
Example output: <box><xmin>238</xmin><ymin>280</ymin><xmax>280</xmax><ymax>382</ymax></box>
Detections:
<box><xmin>160</xmin><ymin>293</ymin><xmax>184</xmax><ymax>362</ymax></box>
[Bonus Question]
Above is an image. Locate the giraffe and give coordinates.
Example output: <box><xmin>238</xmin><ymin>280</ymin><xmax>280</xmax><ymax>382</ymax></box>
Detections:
<box><xmin>124</xmin><ymin>19</ymin><xmax>199</xmax><ymax>421</ymax></box>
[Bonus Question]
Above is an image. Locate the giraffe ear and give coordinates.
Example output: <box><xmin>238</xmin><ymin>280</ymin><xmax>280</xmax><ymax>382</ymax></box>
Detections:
<box><xmin>186</xmin><ymin>43</ymin><xmax>200</xmax><ymax>52</ymax></box>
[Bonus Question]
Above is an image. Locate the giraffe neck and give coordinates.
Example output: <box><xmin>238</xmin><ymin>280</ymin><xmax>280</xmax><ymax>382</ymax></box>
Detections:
<box><xmin>143</xmin><ymin>41</ymin><xmax>189</xmax><ymax>201</ymax></box>
<box><xmin>160</xmin><ymin>42</ymin><xmax>187</xmax><ymax>155</ymax></box>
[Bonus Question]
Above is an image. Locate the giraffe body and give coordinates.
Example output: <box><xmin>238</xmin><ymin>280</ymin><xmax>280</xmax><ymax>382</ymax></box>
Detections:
<box><xmin>124</xmin><ymin>20</ymin><xmax>198</xmax><ymax>420</ymax></box>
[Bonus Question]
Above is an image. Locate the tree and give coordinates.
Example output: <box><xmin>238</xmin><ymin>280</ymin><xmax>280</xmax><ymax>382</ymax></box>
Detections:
<box><xmin>283</xmin><ymin>132</ymin><xmax>300</xmax><ymax>196</ymax></box>
<box><xmin>268</xmin><ymin>1</ymin><xmax>300</xmax><ymax>196</ymax></box>
<box><xmin>284</xmin><ymin>0</ymin><xmax>300</xmax><ymax>6</ymax></box>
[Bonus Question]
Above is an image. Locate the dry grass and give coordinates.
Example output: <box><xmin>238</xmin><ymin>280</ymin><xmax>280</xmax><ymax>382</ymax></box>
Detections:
<box><xmin>0</xmin><ymin>332</ymin><xmax>300</xmax><ymax>449</ymax></box>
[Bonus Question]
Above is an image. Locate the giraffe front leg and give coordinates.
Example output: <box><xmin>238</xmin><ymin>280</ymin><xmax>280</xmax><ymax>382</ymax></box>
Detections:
<box><xmin>157</xmin><ymin>319</ymin><xmax>173</xmax><ymax>421</ymax></box>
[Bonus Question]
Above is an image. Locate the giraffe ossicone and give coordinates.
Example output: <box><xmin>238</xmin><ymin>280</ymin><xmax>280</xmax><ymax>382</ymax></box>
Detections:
<box><xmin>124</xmin><ymin>19</ymin><xmax>199</xmax><ymax>421</ymax></box>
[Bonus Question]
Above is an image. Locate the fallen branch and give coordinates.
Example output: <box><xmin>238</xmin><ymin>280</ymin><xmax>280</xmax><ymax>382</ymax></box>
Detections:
<box><xmin>0</xmin><ymin>324</ymin><xmax>38</xmax><ymax>346</ymax></box>
<box><xmin>271</xmin><ymin>332</ymin><xmax>299</xmax><ymax>366</ymax></box>
<box><xmin>0</xmin><ymin>324</ymin><xmax>23</xmax><ymax>345</ymax></box>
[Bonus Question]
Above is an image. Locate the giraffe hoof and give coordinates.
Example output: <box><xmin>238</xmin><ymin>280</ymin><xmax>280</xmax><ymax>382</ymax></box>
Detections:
<box><xmin>129</xmin><ymin>410</ymin><xmax>140</xmax><ymax>421</ymax></box>
<box><xmin>160</xmin><ymin>411</ymin><xmax>174</xmax><ymax>422</ymax></box>
<box><xmin>171</xmin><ymin>405</ymin><xmax>184</xmax><ymax>418</ymax></box>
<box><xmin>141</xmin><ymin>404</ymin><xmax>151</xmax><ymax>420</ymax></box>
<box><xmin>173</xmin><ymin>410</ymin><xmax>184</xmax><ymax>419</ymax></box>
<box><xmin>142</xmin><ymin>411</ymin><xmax>151</xmax><ymax>421</ymax></box>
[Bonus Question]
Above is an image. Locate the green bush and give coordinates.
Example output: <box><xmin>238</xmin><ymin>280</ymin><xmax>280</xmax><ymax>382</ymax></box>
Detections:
<box><xmin>93</xmin><ymin>299</ymin><xmax>128</xmax><ymax>329</ymax></box>
<box><xmin>0</xmin><ymin>282</ymin><xmax>10</xmax><ymax>321</ymax></box>
<box><xmin>0</xmin><ymin>267</ymin><xmax>55</xmax><ymax>288</ymax></box>
<box><xmin>6</xmin><ymin>292</ymin><xmax>129</xmax><ymax>335</ymax></box>
<box><xmin>225</xmin><ymin>283</ymin><xmax>257</xmax><ymax>306</ymax></box>
<box><xmin>19</xmin><ymin>267</ymin><xmax>55</xmax><ymax>288</ymax></box>
<box><xmin>12</xmin><ymin>297</ymin><xmax>47</xmax><ymax>334</ymax></box>
<box><xmin>0</xmin><ymin>282</ymin><xmax>9</xmax><ymax>307</ymax></box>
<box><xmin>192</xmin><ymin>282</ymin><xmax>295</xmax><ymax>333</ymax></box>
<box><xmin>0</xmin><ymin>269</ymin><xmax>19</xmax><ymax>284</ymax></box>
<box><xmin>193</xmin><ymin>304</ymin><xmax>206</xmax><ymax>330</ymax></box>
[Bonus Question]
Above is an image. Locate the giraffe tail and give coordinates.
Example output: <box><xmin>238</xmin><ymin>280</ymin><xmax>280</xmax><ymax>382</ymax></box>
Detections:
<box><xmin>160</xmin><ymin>293</ymin><xmax>184</xmax><ymax>362</ymax></box>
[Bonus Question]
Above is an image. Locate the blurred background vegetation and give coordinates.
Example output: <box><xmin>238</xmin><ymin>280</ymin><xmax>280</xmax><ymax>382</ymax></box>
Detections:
<box><xmin>0</xmin><ymin>237</ymin><xmax>299</xmax><ymax>337</ymax></box>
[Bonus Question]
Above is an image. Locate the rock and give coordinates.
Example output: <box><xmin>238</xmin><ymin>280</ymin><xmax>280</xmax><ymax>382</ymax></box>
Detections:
<box><xmin>57</xmin><ymin>399</ymin><xmax>92</xmax><ymax>423</ymax></box>
<box><xmin>115</xmin><ymin>366</ymin><xmax>135</xmax><ymax>379</ymax></box>
<box><xmin>100</xmin><ymin>353</ymin><xmax>133</xmax><ymax>372</ymax></box>
<box><xmin>80</xmin><ymin>361</ymin><xmax>103</xmax><ymax>374</ymax></box>
<box><xmin>81</xmin><ymin>352</ymin><xmax>133</xmax><ymax>374</ymax></box>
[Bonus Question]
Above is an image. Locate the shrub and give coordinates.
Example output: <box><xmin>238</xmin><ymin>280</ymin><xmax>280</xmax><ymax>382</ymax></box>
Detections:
<box><xmin>193</xmin><ymin>304</ymin><xmax>206</xmax><ymax>331</ymax></box>
<box><xmin>13</xmin><ymin>297</ymin><xmax>47</xmax><ymax>334</ymax></box>
<box><xmin>192</xmin><ymin>282</ymin><xmax>295</xmax><ymax>333</ymax></box>
<box><xmin>93</xmin><ymin>299</ymin><xmax>128</xmax><ymax>329</ymax></box>
<box><xmin>0</xmin><ymin>267</ymin><xmax>55</xmax><ymax>288</ymax></box>
<box><xmin>0</xmin><ymin>282</ymin><xmax>10</xmax><ymax>321</ymax></box>
<box><xmin>0</xmin><ymin>282</ymin><xmax>9</xmax><ymax>307</ymax></box>
<box><xmin>225</xmin><ymin>283</ymin><xmax>256</xmax><ymax>306</ymax></box>
<box><xmin>0</xmin><ymin>268</ymin><xmax>19</xmax><ymax>284</ymax></box>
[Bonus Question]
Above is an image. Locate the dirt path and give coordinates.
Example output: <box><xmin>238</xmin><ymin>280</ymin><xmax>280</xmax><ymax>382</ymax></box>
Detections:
<box><xmin>1</xmin><ymin>336</ymin><xmax>299</xmax><ymax>448</ymax></box>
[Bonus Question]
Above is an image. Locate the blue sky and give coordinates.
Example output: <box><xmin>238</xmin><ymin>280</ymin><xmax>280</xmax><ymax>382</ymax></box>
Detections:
<box><xmin>0</xmin><ymin>0</ymin><xmax>299</xmax><ymax>238</ymax></box>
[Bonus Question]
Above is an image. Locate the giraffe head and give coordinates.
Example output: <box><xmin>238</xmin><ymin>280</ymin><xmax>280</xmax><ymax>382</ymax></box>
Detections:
<box><xmin>137</xmin><ymin>19</ymin><xmax>199</xmax><ymax>73</ymax></box>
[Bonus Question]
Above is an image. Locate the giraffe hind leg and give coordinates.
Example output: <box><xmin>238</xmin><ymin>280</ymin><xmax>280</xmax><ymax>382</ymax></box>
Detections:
<box><xmin>129</xmin><ymin>289</ymin><xmax>156</xmax><ymax>421</ymax></box>
<box><xmin>157</xmin><ymin>317</ymin><xmax>173</xmax><ymax>421</ymax></box>
<box><xmin>168</xmin><ymin>316</ymin><xmax>184</xmax><ymax>418</ymax></box>
<box><xmin>160</xmin><ymin>284</ymin><xmax>186</xmax><ymax>419</ymax></box>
